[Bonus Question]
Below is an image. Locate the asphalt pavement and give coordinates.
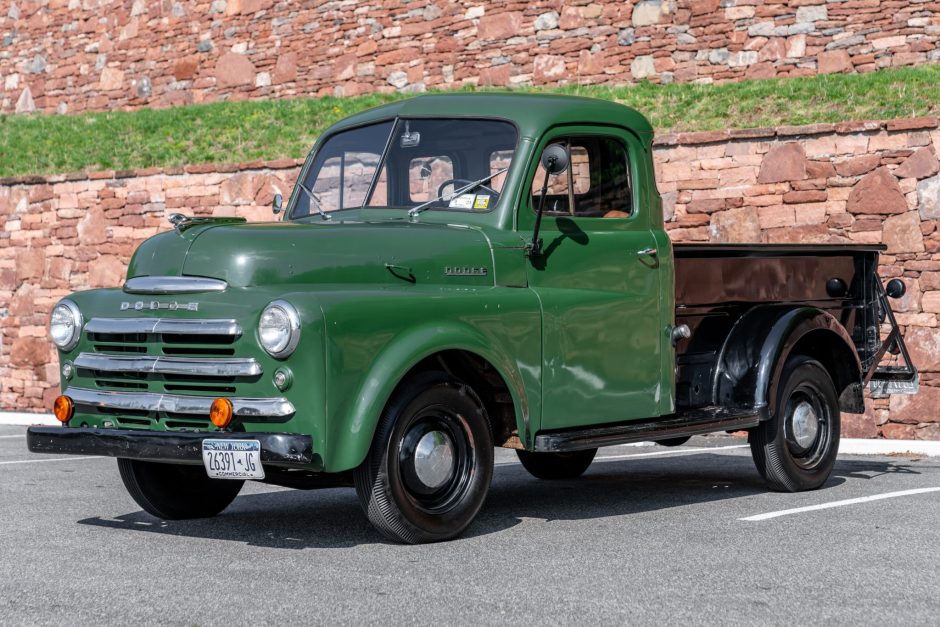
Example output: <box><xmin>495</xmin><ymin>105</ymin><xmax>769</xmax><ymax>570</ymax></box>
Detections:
<box><xmin>2</xmin><ymin>424</ymin><xmax>938</xmax><ymax>625</ymax></box>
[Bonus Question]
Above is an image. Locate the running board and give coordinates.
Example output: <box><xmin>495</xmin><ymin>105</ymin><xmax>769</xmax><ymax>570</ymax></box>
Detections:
<box><xmin>533</xmin><ymin>408</ymin><xmax>761</xmax><ymax>453</ymax></box>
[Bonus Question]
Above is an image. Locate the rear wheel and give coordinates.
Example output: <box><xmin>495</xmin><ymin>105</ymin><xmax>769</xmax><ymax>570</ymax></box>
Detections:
<box><xmin>516</xmin><ymin>449</ymin><xmax>597</xmax><ymax>480</ymax></box>
<box><xmin>656</xmin><ymin>436</ymin><xmax>691</xmax><ymax>447</ymax></box>
<box><xmin>117</xmin><ymin>459</ymin><xmax>243</xmax><ymax>519</ymax></box>
<box><xmin>354</xmin><ymin>373</ymin><xmax>494</xmax><ymax>544</ymax></box>
<box><xmin>749</xmin><ymin>356</ymin><xmax>840</xmax><ymax>492</ymax></box>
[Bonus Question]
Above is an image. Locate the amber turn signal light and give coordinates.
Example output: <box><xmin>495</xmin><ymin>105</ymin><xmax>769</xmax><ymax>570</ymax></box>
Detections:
<box><xmin>53</xmin><ymin>395</ymin><xmax>74</xmax><ymax>423</ymax></box>
<box><xmin>210</xmin><ymin>398</ymin><xmax>234</xmax><ymax>429</ymax></box>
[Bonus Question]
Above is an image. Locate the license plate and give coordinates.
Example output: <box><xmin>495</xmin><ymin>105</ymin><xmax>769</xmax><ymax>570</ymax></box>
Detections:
<box><xmin>202</xmin><ymin>439</ymin><xmax>265</xmax><ymax>480</ymax></box>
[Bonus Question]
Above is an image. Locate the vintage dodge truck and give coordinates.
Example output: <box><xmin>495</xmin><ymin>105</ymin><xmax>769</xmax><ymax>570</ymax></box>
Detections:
<box><xmin>28</xmin><ymin>94</ymin><xmax>918</xmax><ymax>543</ymax></box>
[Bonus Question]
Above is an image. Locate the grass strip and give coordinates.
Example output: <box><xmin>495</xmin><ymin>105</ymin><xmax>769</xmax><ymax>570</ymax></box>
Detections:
<box><xmin>1</xmin><ymin>65</ymin><xmax>938</xmax><ymax>178</ymax></box>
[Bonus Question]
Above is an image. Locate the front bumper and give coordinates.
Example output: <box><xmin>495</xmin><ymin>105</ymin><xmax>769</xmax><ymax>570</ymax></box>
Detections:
<box><xmin>26</xmin><ymin>427</ymin><xmax>314</xmax><ymax>468</ymax></box>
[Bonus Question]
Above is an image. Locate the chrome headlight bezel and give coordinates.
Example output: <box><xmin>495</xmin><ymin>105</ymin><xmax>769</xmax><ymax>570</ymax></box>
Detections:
<box><xmin>258</xmin><ymin>300</ymin><xmax>301</xmax><ymax>359</ymax></box>
<box><xmin>50</xmin><ymin>299</ymin><xmax>83</xmax><ymax>351</ymax></box>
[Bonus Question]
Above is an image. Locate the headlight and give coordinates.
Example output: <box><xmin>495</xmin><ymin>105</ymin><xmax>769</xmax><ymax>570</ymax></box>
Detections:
<box><xmin>50</xmin><ymin>300</ymin><xmax>83</xmax><ymax>351</ymax></box>
<box><xmin>258</xmin><ymin>300</ymin><xmax>300</xmax><ymax>358</ymax></box>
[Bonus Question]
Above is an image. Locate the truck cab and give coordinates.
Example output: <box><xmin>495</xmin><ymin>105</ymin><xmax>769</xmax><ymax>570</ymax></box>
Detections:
<box><xmin>28</xmin><ymin>94</ymin><xmax>917</xmax><ymax>543</ymax></box>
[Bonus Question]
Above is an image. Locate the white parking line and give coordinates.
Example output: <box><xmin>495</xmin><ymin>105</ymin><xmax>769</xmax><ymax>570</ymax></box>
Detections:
<box><xmin>0</xmin><ymin>435</ymin><xmax>25</xmax><ymax>439</ymax></box>
<box><xmin>593</xmin><ymin>444</ymin><xmax>748</xmax><ymax>462</ymax></box>
<box><xmin>0</xmin><ymin>456</ymin><xmax>105</xmax><ymax>466</ymax></box>
<box><xmin>740</xmin><ymin>487</ymin><xmax>940</xmax><ymax>522</ymax></box>
<box><xmin>496</xmin><ymin>444</ymin><xmax>747</xmax><ymax>466</ymax></box>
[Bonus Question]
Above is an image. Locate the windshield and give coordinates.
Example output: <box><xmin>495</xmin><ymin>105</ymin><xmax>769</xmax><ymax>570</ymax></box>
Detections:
<box><xmin>289</xmin><ymin>118</ymin><xmax>518</xmax><ymax>219</ymax></box>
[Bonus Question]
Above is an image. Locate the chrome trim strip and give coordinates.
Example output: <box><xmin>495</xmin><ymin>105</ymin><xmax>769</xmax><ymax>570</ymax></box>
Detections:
<box><xmin>65</xmin><ymin>387</ymin><xmax>295</xmax><ymax>418</ymax></box>
<box><xmin>123</xmin><ymin>276</ymin><xmax>228</xmax><ymax>294</ymax></box>
<box><xmin>74</xmin><ymin>354</ymin><xmax>262</xmax><ymax>377</ymax></box>
<box><xmin>85</xmin><ymin>318</ymin><xmax>242</xmax><ymax>337</ymax></box>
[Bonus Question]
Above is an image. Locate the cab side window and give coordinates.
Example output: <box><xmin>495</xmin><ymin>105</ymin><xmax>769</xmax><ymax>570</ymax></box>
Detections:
<box><xmin>531</xmin><ymin>136</ymin><xmax>632</xmax><ymax>218</ymax></box>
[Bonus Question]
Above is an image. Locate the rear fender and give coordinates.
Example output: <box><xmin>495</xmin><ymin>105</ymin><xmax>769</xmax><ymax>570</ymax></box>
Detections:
<box><xmin>714</xmin><ymin>306</ymin><xmax>862</xmax><ymax>419</ymax></box>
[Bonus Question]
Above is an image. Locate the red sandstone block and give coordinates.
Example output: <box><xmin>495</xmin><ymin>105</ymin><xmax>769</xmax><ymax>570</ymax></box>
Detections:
<box><xmin>791</xmin><ymin>178</ymin><xmax>827</xmax><ymax>191</ymax></box>
<box><xmin>675</xmin><ymin>130</ymin><xmax>730</xmax><ymax>146</ymax></box>
<box><xmin>886</xmin><ymin>117</ymin><xmax>940</xmax><ymax>132</ymax></box>
<box><xmin>653</xmin><ymin>133</ymin><xmax>680</xmax><ymax>147</ymax></box>
<box><xmin>758</xmin><ymin>205</ymin><xmax>795</xmax><ymax>228</ymax></box>
<box><xmin>783</xmin><ymin>190</ymin><xmax>826</xmax><ymax>205</ymax></box>
<box><xmin>777</xmin><ymin>123</ymin><xmax>837</xmax><ymax>137</ymax></box>
<box><xmin>686</xmin><ymin>198</ymin><xmax>728</xmax><ymax>214</ymax></box>
<box><xmin>185</xmin><ymin>164</ymin><xmax>220</xmax><ymax>174</ymax></box>
<box><xmin>762</xmin><ymin>223</ymin><xmax>829</xmax><ymax>244</ymax></box>
<box><xmin>743</xmin><ymin>183</ymin><xmax>790</xmax><ymax>196</ymax></box>
<box><xmin>834</xmin><ymin>120</ymin><xmax>883</xmax><ymax>134</ymax></box>
<box><xmin>675</xmin><ymin>178</ymin><xmax>719</xmax><ymax>190</ymax></box>
<box><xmin>267</xmin><ymin>159</ymin><xmax>301</xmax><ymax>170</ymax></box>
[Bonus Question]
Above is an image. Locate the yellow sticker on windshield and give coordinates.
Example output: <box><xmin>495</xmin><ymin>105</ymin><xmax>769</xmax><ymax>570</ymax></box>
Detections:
<box><xmin>473</xmin><ymin>195</ymin><xmax>490</xmax><ymax>210</ymax></box>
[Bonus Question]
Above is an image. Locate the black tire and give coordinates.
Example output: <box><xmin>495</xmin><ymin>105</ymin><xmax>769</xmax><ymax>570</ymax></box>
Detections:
<box><xmin>656</xmin><ymin>436</ymin><xmax>691</xmax><ymax>447</ymax></box>
<box><xmin>515</xmin><ymin>448</ymin><xmax>597</xmax><ymax>480</ymax></box>
<box><xmin>353</xmin><ymin>372</ymin><xmax>494</xmax><ymax>544</ymax></box>
<box><xmin>749</xmin><ymin>356</ymin><xmax>841</xmax><ymax>492</ymax></box>
<box><xmin>117</xmin><ymin>459</ymin><xmax>244</xmax><ymax>519</ymax></box>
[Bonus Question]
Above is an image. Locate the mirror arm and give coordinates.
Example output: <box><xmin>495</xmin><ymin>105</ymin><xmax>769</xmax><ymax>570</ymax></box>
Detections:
<box><xmin>529</xmin><ymin>160</ymin><xmax>554</xmax><ymax>257</ymax></box>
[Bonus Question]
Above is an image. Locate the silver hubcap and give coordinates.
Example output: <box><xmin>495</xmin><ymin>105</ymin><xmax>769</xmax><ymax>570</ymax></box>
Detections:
<box><xmin>791</xmin><ymin>401</ymin><xmax>819</xmax><ymax>449</ymax></box>
<box><xmin>413</xmin><ymin>431</ymin><xmax>456</xmax><ymax>489</ymax></box>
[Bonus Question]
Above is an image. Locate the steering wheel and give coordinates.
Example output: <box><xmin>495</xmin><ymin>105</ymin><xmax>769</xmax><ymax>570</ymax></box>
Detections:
<box><xmin>437</xmin><ymin>179</ymin><xmax>500</xmax><ymax>204</ymax></box>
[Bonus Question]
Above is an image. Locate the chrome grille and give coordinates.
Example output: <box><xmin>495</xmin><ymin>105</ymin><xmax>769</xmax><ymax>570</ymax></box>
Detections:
<box><xmin>74</xmin><ymin>317</ymin><xmax>293</xmax><ymax>430</ymax></box>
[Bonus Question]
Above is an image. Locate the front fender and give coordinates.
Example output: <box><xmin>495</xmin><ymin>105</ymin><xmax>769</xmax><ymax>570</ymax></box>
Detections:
<box><xmin>715</xmin><ymin>306</ymin><xmax>861</xmax><ymax>418</ymax></box>
<box><xmin>319</xmin><ymin>289</ymin><xmax>541</xmax><ymax>472</ymax></box>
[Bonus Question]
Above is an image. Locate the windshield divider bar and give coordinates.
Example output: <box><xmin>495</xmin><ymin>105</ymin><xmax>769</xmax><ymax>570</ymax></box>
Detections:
<box><xmin>362</xmin><ymin>116</ymin><xmax>399</xmax><ymax>209</ymax></box>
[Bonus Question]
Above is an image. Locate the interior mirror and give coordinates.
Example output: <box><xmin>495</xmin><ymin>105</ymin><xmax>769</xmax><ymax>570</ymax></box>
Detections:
<box><xmin>272</xmin><ymin>193</ymin><xmax>283</xmax><ymax>215</ymax></box>
<box><xmin>400</xmin><ymin>121</ymin><xmax>420</xmax><ymax>148</ymax></box>
<box><xmin>541</xmin><ymin>143</ymin><xmax>569</xmax><ymax>175</ymax></box>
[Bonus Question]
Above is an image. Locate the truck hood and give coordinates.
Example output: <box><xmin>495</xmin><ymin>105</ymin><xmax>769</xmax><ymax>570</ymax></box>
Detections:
<box><xmin>128</xmin><ymin>220</ymin><xmax>497</xmax><ymax>288</ymax></box>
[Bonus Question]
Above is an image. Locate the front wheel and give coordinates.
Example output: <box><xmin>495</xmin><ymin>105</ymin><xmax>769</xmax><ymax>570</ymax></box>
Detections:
<box><xmin>749</xmin><ymin>356</ymin><xmax>841</xmax><ymax>492</ymax></box>
<box><xmin>354</xmin><ymin>373</ymin><xmax>494</xmax><ymax>544</ymax></box>
<box><xmin>117</xmin><ymin>459</ymin><xmax>244</xmax><ymax>519</ymax></box>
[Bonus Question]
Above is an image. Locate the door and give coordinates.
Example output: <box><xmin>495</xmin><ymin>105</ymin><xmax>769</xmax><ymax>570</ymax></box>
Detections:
<box><xmin>522</xmin><ymin>128</ymin><xmax>664</xmax><ymax>430</ymax></box>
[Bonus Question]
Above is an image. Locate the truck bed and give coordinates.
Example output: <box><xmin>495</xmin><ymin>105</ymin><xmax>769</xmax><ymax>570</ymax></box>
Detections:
<box><xmin>672</xmin><ymin>243</ymin><xmax>887</xmax><ymax>410</ymax></box>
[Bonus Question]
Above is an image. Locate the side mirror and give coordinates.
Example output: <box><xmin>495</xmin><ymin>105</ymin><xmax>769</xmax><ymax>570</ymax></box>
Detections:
<box><xmin>272</xmin><ymin>193</ymin><xmax>283</xmax><ymax>215</ymax></box>
<box><xmin>541</xmin><ymin>143</ymin><xmax>570</xmax><ymax>175</ymax></box>
<box><xmin>530</xmin><ymin>144</ymin><xmax>570</xmax><ymax>257</ymax></box>
<box><xmin>886</xmin><ymin>278</ymin><xmax>906</xmax><ymax>299</ymax></box>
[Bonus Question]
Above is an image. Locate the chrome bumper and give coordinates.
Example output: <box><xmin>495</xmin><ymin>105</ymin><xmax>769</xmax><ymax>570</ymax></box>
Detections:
<box><xmin>27</xmin><ymin>427</ymin><xmax>314</xmax><ymax>467</ymax></box>
<box><xmin>64</xmin><ymin>386</ymin><xmax>295</xmax><ymax>418</ymax></box>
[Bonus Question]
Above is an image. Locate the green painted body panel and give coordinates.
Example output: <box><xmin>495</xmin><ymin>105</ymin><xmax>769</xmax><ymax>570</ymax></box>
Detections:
<box><xmin>56</xmin><ymin>94</ymin><xmax>675</xmax><ymax>473</ymax></box>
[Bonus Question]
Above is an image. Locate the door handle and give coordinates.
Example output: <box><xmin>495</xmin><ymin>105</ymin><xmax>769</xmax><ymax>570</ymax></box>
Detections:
<box><xmin>637</xmin><ymin>247</ymin><xmax>657</xmax><ymax>257</ymax></box>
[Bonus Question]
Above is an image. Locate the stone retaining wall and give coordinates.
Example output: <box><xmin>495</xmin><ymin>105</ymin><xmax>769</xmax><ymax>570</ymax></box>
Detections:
<box><xmin>2</xmin><ymin>0</ymin><xmax>939</xmax><ymax>114</ymax></box>
<box><xmin>1</xmin><ymin>117</ymin><xmax>939</xmax><ymax>438</ymax></box>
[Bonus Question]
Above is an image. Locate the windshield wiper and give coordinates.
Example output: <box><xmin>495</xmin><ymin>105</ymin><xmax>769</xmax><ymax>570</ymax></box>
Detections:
<box><xmin>408</xmin><ymin>167</ymin><xmax>510</xmax><ymax>218</ymax></box>
<box><xmin>296</xmin><ymin>180</ymin><xmax>330</xmax><ymax>221</ymax></box>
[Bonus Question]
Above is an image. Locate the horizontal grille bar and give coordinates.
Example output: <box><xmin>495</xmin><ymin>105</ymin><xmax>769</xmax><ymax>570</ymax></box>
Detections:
<box><xmin>85</xmin><ymin>318</ymin><xmax>242</xmax><ymax>337</ymax></box>
<box><xmin>74</xmin><ymin>353</ymin><xmax>262</xmax><ymax>377</ymax></box>
<box><xmin>65</xmin><ymin>387</ymin><xmax>294</xmax><ymax>418</ymax></box>
<box><xmin>123</xmin><ymin>276</ymin><xmax>228</xmax><ymax>294</ymax></box>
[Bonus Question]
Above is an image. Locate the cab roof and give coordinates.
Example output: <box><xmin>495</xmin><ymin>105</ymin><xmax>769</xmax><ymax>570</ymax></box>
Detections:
<box><xmin>324</xmin><ymin>93</ymin><xmax>654</xmax><ymax>143</ymax></box>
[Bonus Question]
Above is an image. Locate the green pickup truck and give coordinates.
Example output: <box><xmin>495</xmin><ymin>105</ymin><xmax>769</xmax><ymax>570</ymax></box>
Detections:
<box><xmin>28</xmin><ymin>94</ymin><xmax>918</xmax><ymax>543</ymax></box>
